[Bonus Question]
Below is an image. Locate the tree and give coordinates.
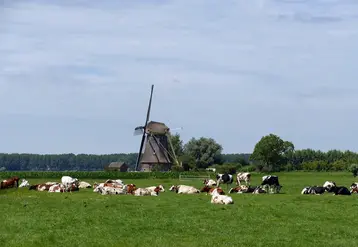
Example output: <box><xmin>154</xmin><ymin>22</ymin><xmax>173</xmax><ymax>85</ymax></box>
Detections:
<box><xmin>348</xmin><ymin>164</ymin><xmax>358</xmax><ymax>177</ymax></box>
<box><xmin>169</xmin><ymin>133</ymin><xmax>184</xmax><ymax>158</ymax></box>
<box><xmin>183</xmin><ymin>137</ymin><xmax>223</xmax><ymax>169</ymax></box>
<box><xmin>250</xmin><ymin>134</ymin><xmax>294</xmax><ymax>172</ymax></box>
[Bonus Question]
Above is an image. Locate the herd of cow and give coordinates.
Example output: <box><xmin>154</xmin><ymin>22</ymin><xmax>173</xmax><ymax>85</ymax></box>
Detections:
<box><xmin>1</xmin><ymin>172</ymin><xmax>358</xmax><ymax>205</ymax></box>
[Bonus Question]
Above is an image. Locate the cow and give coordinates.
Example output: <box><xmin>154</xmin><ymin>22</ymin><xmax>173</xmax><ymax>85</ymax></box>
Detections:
<box><xmin>349</xmin><ymin>183</ymin><xmax>358</xmax><ymax>193</ymax></box>
<box><xmin>169</xmin><ymin>185</ymin><xmax>200</xmax><ymax>194</ymax></box>
<box><xmin>203</xmin><ymin>179</ymin><xmax>217</xmax><ymax>187</ymax></box>
<box><xmin>19</xmin><ymin>179</ymin><xmax>30</xmax><ymax>188</ymax></box>
<box><xmin>126</xmin><ymin>184</ymin><xmax>137</xmax><ymax>194</ymax></box>
<box><xmin>61</xmin><ymin>176</ymin><xmax>79</xmax><ymax>193</ymax></box>
<box><xmin>97</xmin><ymin>186</ymin><xmax>127</xmax><ymax>195</ymax></box>
<box><xmin>228</xmin><ymin>185</ymin><xmax>249</xmax><ymax>194</ymax></box>
<box><xmin>210</xmin><ymin>190</ymin><xmax>233</xmax><ymax>205</ymax></box>
<box><xmin>301</xmin><ymin>186</ymin><xmax>325</xmax><ymax>195</ymax></box>
<box><xmin>0</xmin><ymin>176</ymin><xmax>20</xmax><ymax>189</ymax></box>
<box><xmin>216</xmin><ymin>173</ymin><xmax>233</xmax><ymax>190</ymax></box>
<box><xmin>328</xmin><ymin>186</ymin><xmax>351</xmax><ymax>195</ymax></box>
<box><xmin>105</xmin><ymin>179</ymin><xmax>124</xmax><ymax>185</ymax></box>
<box><xmin>261</xmin><ymin>175</ymin><xmax>281</xmax><ymax>193</ymax></box>
<box><xmin>48</xmin><ymin>183</ymin><xmax>66</xmax><ymax>193</ymax></box>
<box><xmin>323</xmin><ymin>181</ymin><xmax>336</xmax><ymax>191</ymax></box>
<box><xmin>145</xmin><ymin>185</ymin><xmax>165</xmax><ymax>193</ymax></box>
<box><xmin>236</xmin><ymin>172</ymin><xmax>251</xmax><ymax>186</ymax></box>
<box><xmin>252</xmin><ymin>187</ymin><xmax>267</xmax><ymax>194</ymax></box>
<box><xmin>78</xmin><ymin>181</ymin><xmax>92</xmax><ymax>189</ymax></box>
<box><xmin>29</xmin><ymin>184</ymin><xmax>53</xmax><ymax>191</ymax></box>
<box><xmin>200</xmin><ymin>185</ymin><xmax>225</xmax><ymax>195</ymax></box>
<box><xmin>134</xmin><ymin>187</ymin><xmax>161</xmax><ymax>196</ymax></box>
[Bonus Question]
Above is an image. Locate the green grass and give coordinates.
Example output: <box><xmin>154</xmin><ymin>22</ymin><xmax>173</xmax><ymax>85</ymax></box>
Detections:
<box><xmin>1</xmin><ymin>172</ymin><xmax>358</xmax><ymax>247</ymax></box>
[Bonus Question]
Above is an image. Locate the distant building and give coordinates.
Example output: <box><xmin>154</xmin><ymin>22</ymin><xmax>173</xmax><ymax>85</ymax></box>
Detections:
<box><xmin>104</xmin><ymin>162</ymin><xmax>129</xmax><ymax>172</ymax></box>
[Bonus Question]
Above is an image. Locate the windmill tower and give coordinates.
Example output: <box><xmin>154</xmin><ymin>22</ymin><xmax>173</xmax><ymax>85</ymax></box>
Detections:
<box><xmin>134</xmin><ymin>85</ymin><xmax>180</xmax><ymax>172</ymax></box>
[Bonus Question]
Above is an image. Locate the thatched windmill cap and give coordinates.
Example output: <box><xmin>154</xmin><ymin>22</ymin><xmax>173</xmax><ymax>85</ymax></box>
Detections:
<box><xmin>145</xmin><ymin>121</ymin><xmax>170</xmax><ymax>135</ymax></box>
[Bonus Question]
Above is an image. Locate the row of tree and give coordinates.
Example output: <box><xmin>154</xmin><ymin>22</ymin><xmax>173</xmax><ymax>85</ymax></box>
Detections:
<box><xmin>0</xmin><ymin>133</ymin><xmax>357</xmax><ymax>173</ymax></box>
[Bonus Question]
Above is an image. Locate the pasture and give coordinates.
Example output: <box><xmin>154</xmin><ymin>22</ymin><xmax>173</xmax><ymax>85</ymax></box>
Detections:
<box><xmin>1</xmin><ymin>172</ymin><xmax>358</xmax><ymax>247</ymax></box>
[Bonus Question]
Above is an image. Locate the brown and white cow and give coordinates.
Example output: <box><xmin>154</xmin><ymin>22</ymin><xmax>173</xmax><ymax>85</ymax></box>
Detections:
<box><xmin>228</xmin><ymin>185</ymin><xmax>250</xmax><ymax>194</ymax></box>
<box><xmin>0</xmin><ymin>176</ymin><xmax>20</xmax><ymax>189</ymax></box>
<box><xmin>29</xmin><ymin>184</ymin><xmax>53</xmax><ymax>191</ymax></box>
<box><xmin>203</xmin><ymin>179</ymin><xmax>217</xmax><ymax>187</ymax></box>
<box><xmin>145</xmin><ymin>185</ymin><xmax>165</xmax><ymax>193</ymax></box>
<box><xmin>134</xmin><ymin>186</ymin><xmax>161</xmax><ymax>196</ymax></box>
<box><xmin>200</xmin><ymin>185</ymin><xmax>225</xmax><ymax>195</ymax></box>
<box><xmin>236</xmin><ymin>172</ymin><xmax>251</xmax><ymax>186</ymax></box>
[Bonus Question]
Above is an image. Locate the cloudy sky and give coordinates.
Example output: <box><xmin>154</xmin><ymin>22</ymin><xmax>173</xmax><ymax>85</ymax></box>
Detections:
<box><xmin>1</xmin><ymin>0</ymin><xmax>358</xmax><ymax>154</ymax></box>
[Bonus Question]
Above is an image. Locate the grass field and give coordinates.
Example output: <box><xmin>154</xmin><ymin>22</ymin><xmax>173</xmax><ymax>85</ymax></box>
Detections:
<box><xmin>1</xmin><ymin>172</ymin><xmax>358</xmax><ymax>247</ymax></box>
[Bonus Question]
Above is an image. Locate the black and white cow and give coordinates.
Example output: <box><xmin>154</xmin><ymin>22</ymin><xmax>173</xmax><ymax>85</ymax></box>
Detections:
<box><xmin>327</xmin><ymin>186</ymin><xmax>351</xmax><ymax>195</ymax></box>
<box><xmin>216</xmin><ymin>173</ymin><xmax>233</xmax><ymax>190</ymax></box>
<box><xmin>301</xmin><ymin>186</ymin><xmax>325</xmax><ymax>195</ymax></box>
<box><xmin>261</xmin><ymin>175</ymin><xmax>282</xmax><ymax>193</ymax></box>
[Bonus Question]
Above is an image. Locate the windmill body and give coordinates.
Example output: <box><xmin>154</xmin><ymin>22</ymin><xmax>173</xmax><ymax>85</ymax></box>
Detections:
<box><xmin>134</xmin><ymin>85</ymin><xmax>179</xmax><ymax>172</ymax></box>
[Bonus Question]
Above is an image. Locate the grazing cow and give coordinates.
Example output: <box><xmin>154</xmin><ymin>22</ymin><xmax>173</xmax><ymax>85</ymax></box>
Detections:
<box><xmin>210</xmin><ymin>190</ymin><xmax>234</xmax><ymax>205</ymax></box>
<box><xmin>0</xmin><ymin>176</ymin><xmax>20</xmax><ymax>189</ymax></box>
<box><xmin>169</xmin><ymin>185</ymin><xmax>200</xmax><ymax>194</ymax></box>
<box><xmin>145</xmin><ymin>185</ymin><xmax>165</xmax><ymax>193</ymax></box>
<box><xmin>323</xmin><ymin>181</ymin><xmax>336</xmax><ymax>191</ymax></box>
<box><xmin>200</xmin><ymin>185</ymin><xmax>225</xmax><ymax>195</ymax></box>
<box><xmin>350</xmin><ymin>183</ymin><xmax>358</xmax><ymax>193</ymax></box>
<box><xmin>78</xmin><ymin>181</ymin><xmax>92</xmax><ymax>189</ymax></box>
<box><xmin>327</xmin><ymin>186</ymin><xmax>351</xmax><ymax>195</ymax></box>
<box><xmin>61</xmin><ymin>176</ymin><xmax>79</xmax><ymax>193</ymax></box>
<box><xmin>19</xmin><ymin>179</ymin><xmax>30</xmax><ymax>188</ymax></box>
<box><xmin>216</xmin><ymin>173</ymin><xmax>233</xmax><ymax>190</ymax></box>
<box><xmin>203</xmin><ymin>179</ymin><xmax>217</xmax><ymax>187</ymax></box>
<box><xmin>261</xmin><ymin>175</ymin><xmax>282</xmax><ymax>193</ymax></box>
<box><xmin>236</xmin><ymin>172</ymin><xmax>251</xmax><ymax>186</ymax></box>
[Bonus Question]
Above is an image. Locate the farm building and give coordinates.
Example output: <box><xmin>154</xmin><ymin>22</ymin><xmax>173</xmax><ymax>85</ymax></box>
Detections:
<box><xmin>104</xmin><ymin>162</ymin><xmax>129</xmax><ymax>172</ymax></box>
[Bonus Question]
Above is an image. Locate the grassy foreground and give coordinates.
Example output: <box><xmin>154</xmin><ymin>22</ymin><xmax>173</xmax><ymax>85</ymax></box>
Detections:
<box><xmin>1</xmin><ymin>172</ymin><xmax>358</xmax><ymax>247</ymax></box>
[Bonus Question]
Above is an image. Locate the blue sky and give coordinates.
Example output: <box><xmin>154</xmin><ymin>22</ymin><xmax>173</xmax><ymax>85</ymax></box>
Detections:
<box><xmin>1</xmin><ymin>0</ymin><xmax>358</xmax><ymax>154</ymax></box>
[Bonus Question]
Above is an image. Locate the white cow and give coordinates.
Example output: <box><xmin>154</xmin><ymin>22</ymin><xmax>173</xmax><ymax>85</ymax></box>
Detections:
<box><xmin>236</xmin><ymin>172</ymin><xmax>251</xmax><ymax>186</ymax></box>
<box><xmin>78</xmin><ymin>181</ymin><xmax>92</xmax><ymax>189</ymax></box>
<box><xmin>210</xmin><ymin>190</ymin><xmax>234</xmax><ymax>205</ymax></box>
<box><xmin>323</xmin><ymin>181</ymin><xmax>336</xmax><ymax>191</ymax></box>
<box><xmin>105</xmin><ymin>179</ymin><xmax>124</xmax><ymax>185</ymax></box>
<box><xmin>169</xmin><ymin>185</ymin><xmax>200</xmax><ymax>194</ymax></box>
<box><xmin>61</xmin><ymin>176</ymin><xmax>79</xmax><ymax>193</ymax></box>
<box><xmin>98</xmin><ymin>186</ymin><xmax>127</xmax><ymax>195</ymax></box>
<box><xmin>134</xmin><ymin>188</ymin><xmax>159</xmax><ymax>196</ymax></box>
<box><xmin>19</xmin><ymin>179</ymin><xmax>30</xmax><ymax>188</ymax></box>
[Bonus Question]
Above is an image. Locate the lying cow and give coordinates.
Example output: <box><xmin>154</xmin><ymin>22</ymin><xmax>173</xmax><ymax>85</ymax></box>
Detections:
<box><xmin>169</xmin><ymin>185</ymin><xmax>200</xmax><ymax>194</ymax></box>
<box><xmin>78</xmin><ymin>181</ymin><xmax>92</xmax><ymax>189</ymax></box>
<box><xmin>210</xmin><ymin>190</ymin><xmax>233</xmax><ymax>205</ymax></box>
<box><xmin>301</xmin><ymin>186</ymin><xmax>325</xmax><ymax>195</ymax></box>
<box><xmin>203</xmin><ymin>179</ymin><xmax>217</xmax><ymax>187</ymax></box>
<box><xmin>200</xmin><ymin>185</ymin><xmax>225</xmax><ymax>195</ymax></box>
<box><xmin>350</xmin><ymin>183</ymin><xmax>358</xmax><ymax>193</ymax></box>
<box><xmin>19</xmin><ymin>179</ymin><xmax>30</xmax><ymax>188</ymax></box>
<box><xmin>327</xmin><ymin>186</ymin><xmax>351</xmax><ymax>196</ymax></box>
<box><xmin>323</xmin><ymin>181</ymin><xmax>336</xmax><ymax>191</ymax></box>
<box><xmin>252</xmin><ymin>187</ymin><xmax>267</xmax><ymax>194</ymax></box>
<box><xmin>29</xmin><ymin>184</ymin><xmax>53</xmax><ymax>191</ymax></box>
<box><xmin>134</xmin><ymin>187</ymin><xmax>161</xmax><ymax>196</ymax></box>
<box><xmin>145</xmin><ymin>185</ymin><xmax>165</xmax><ymax>193</ymax></box>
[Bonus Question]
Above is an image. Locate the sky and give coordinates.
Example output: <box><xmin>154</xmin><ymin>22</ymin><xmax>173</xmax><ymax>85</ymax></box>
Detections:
<box><xmin>1</xmin><ymin>0</ymin><xmax>358</xmax><ymax>155</ymax></box>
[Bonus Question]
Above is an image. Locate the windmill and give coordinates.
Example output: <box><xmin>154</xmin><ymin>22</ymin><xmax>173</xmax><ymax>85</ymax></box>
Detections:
<box><xmin>134</xmin><ymin>85</ymin><xmax>180</xmax><ymax>172</ymax></box>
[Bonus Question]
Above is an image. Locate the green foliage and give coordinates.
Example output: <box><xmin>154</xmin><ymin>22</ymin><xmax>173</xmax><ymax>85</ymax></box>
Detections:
<box><xmin>348</xmin><ymin>164</ymin><xmax>358</xmax><ymax>177</ymax></box>
<box><xmin>183</xmin><ymin>137</ymin><xmax>223</xmax><ymax>169</ymax></box>
<box><xmin>250</xmin><ymin>134</ymin><xmax>294</xmax><ymax>172</ymax></box>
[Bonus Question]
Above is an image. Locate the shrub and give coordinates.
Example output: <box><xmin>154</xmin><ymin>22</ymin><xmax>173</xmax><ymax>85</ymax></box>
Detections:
<box><xmin>348</xmin><ymin>164</ymin><xmax>358</xmax><ymax>177</ymax></box>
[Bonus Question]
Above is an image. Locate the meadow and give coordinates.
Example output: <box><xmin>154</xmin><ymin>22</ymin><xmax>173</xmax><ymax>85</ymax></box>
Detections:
<box><xmin>1</xmin><ymin>172</ymin><xmax>358</xmax><ymax>247</ymax></box>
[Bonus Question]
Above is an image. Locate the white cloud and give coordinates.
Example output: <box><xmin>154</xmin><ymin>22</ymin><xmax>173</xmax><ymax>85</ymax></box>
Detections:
<box><xmin>0</xmin><ymin>0</ymin><xmax>358</xmax><ymax>154</ymax></box>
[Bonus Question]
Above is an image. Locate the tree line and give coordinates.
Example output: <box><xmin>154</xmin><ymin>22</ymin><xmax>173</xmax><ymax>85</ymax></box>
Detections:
<box><xmin>0</xmin><ymin>133</ymin><xmax>358</xmax><ymax>174</ymax></box>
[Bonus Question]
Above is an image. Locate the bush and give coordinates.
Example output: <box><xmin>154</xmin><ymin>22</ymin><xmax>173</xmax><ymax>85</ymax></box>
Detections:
<box><xmin>348</xmin><ymin>164</ymin><xmax>358</xmax><ymax>177</ymax></box>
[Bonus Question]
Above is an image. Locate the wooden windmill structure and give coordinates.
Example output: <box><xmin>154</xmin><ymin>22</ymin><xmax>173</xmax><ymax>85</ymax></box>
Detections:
<box><xmin>134</xmin><ymin>85</ymin><xmax>180</xmax><ymax>172</ymax></box>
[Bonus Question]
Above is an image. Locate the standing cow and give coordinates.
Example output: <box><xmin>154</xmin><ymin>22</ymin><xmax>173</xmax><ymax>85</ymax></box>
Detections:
<box><xmin>61</xmin><ymin>176</ymin><xmax>79</xmax><ymax>193</ymax></box>
<box><xmin>216</xmin><ymin>173</ymin><xmax>233</xmax><ymax>190</ymax></box>
<box><xmin>236</xmin><ymin>172</ymin><xmax>251</xmax><ymax>186</ymax></box>
<box><xmin>261</xmin><ymin>175</ymin><xmax>282</xmax><ymax>193</ymax></box>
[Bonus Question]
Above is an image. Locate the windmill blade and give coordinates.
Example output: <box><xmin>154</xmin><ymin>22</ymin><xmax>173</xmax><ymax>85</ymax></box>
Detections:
<box><xmin>134</xmin><ymin>126</ymin><xmax>144</xmax><ymax>136</ymax></box>
<box><xmin>135</xmin><ymin>85</ymin><xmax>154</xmax><ymax>171</ymax></box>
